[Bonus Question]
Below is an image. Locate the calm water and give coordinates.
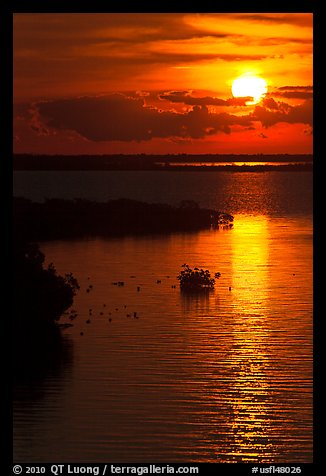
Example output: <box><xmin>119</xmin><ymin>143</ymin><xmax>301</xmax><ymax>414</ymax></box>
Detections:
<box><xmin>13</xmin><ymin>171</ymin><xmax>313</xmax><ymax>463</ymax></box>
<box><xmin>13</xmin><ymin>170</ymin><xmax>312</xmax><ymax>217</ymax></box>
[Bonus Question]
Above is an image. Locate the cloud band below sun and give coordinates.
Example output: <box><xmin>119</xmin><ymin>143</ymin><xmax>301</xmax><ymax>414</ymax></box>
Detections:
<box><xmin>27</xmin><ymin>92</ymin><xmax>312</xmax><ymax>143</ymax></box>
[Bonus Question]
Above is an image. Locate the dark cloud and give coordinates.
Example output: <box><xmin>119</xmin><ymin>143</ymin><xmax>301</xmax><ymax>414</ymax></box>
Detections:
<box><xmin>252</xmin><ymin>99</ymin><xmax>312</xmax><ymax>128</ymax></box>
<box><xmin>160</xmin><ymin>91</ymin><xmax>252</xmax><ymax>107</ymax></box>
<box><xmin>226</xmin><ymin>98</ymin><xmax>253</xmax><ymax>106</ymax></box>
<box><xmin>14</xmin><ymin>13</ymin><xmax>230</xmax><ymax>45</ymax></box>
<box><xmin>13</xmin><ymin>13</ymin><xmax>270</xmax><ymax>55</ymax></box>
<box><xmin>14</xmin><ymin>13</ymin><xmax>267</xmax><ymax>67</ymax></box>
<box><xmin>32</xmin><ymin>93</ymin><xmax>313</xmax><ymax>143</ymax></box>
<box><xmin>233</xmin><ymin>13</ymin><xmax>312</xmax><ymax>28</ymax></box>
<box><xmin>273</xmin><ymin>85</ymin><xmax>313</xmax><ymax>100</ymax></box>
<box><xmin>160</xmin><ymin>91</ymin><xmax>225</xmax><ymax>106</ymax></box>
<box><xmin>277</xmin><ymin>86</ymin><xmax>312</xmax><ymax>91</ymax></box>
<box><xmin>276</xmin><ymin>91</ymin><xmax>313</xmax><ymax>100</ymax></box>
<box><xmin>262</xmin><ymin>98</ymin><xmax>291</xmax><ymax>113</ymax></box>
<box><xmin>35</xmin><ymin>94</ymin><xmax>254</xmax><ymax>142</ymax></box>
<box><xmin>262</xmin><ymin>98</ymin><xmax>279</xmax><ymax>110</ymax></box>
<box><xmin>227</xmin><ymin>35</ymin><xmax>311</xmax><ymax>51</ymax></box>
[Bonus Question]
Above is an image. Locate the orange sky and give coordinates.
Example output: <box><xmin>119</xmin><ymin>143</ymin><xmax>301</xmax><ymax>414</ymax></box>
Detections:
<box><xmin>13</xmin><ymin>13</ymin><xmax>313</xmax><ymax>155</ymax></box>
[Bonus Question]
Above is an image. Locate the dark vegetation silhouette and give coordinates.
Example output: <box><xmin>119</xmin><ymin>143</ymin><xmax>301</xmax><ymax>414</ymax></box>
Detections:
<box><xmin>14</xmin><ymin>238</ymin><xmax>79</xmax><ymax>331</ymax></box>
<box><xmin>13</xmin><ymin>197</ymin><xmax>233</xmax><ymax>241</ymax></box>
<box><xmin>177</xmin><ymin>264</ymin><xmax>221</xmax><ymax>291</ymax></box>
<box><xmin>13</xmin><ymin>235</ymin><xmax>79</xmax><ymax>377</ymax></box>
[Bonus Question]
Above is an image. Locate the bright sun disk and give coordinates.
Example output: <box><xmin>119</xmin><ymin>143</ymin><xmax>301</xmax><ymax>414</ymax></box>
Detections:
<box><xmin>232</xmin><ymin>74</ymin><xmax>267</xmax><ymax>105</ymax></box>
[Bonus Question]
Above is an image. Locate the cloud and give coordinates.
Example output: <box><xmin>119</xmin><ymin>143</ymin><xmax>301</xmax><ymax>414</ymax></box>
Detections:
<box><xmin>233</xmin><ymin>13</ymin><xmax>312</xmax><ymax>28</ymax></box>
<box><xmin>30</xmin><ymin>93</ymin><xmax>313</xmax><ymax>143</ymax></box>
<box><xmin>277</xmin><ymin>86</ymin><xmax>312</xmax><ymax>90</ymax></box>
<box><xmin>35</xmin><ymin>94</ymin><xmax>255</xmax><ymax>142</ymax></box>
<box><xmin>276</xmin><ymin>91</ymin><xmax>313</xmax><ymax>100</ymax></box>
<box><xmin>273</xmin><ymin>85</ymin><xmax>313</xmax><ymax>100</ymax></box>
<box><xmin>252</xmin><ymin>99</ymin><xmax>312</xmax><ymax>128</ymax></box>
<box><xmin>261</xmin><ymin>98</ymin><xmax>279</xmax><ymax>110</ymax></box>
<box><xmin>159</xmin><ymin>91</ymin><xmax>252</xmax><ymax>107</ymax></box>
<box><xmin>14</xmin><ymin>13</ymin><xmax>269</xmax><ymax>67</ymax></box>
<box><xmin>274</xmin><ymin>91</ymin><xmax>313</xmax><ymax>99</ymax></box>
<box><xmin>14</xmin><ymin>13</ymin><xmax>231</xmax><ymax>46</ymax></box>
<box><xmin>262</xmin><ymin>98</ymin><xmax>291</xmax><ymax>113</ymax></box>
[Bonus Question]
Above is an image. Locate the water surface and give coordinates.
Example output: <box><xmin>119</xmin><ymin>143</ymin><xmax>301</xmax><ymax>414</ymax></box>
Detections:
<box><xmin>13</xmin><ymin>170</ymin><xmax>312</xmax><ymax>217</ymax></box>
<box><xmin>13</xmin><ymin>171</ymin><xmax>313</xmax><ymax>463</ymax></box>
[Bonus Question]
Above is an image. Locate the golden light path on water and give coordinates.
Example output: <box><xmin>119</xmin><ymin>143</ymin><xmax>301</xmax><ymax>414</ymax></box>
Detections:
<box><xmin>227</xmin><ymin>217</ymin><xmax>272</xmax><ymax>461</ymax></box>
<box><xmin>176</xmin><ymin>215</ymin><xmax>312</xmax><ymax>462</ymax></box>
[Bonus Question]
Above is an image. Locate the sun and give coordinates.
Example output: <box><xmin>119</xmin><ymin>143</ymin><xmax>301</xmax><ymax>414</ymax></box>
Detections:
<box><xmin>232</xmin><ymin>73</ymin><xmax>267</xmax><ymax>105</ymax></box>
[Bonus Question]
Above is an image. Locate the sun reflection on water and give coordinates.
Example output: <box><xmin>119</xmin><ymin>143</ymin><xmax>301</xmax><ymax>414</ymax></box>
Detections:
<box><xmin>220</xmin><ymin>216</ymin><xmax>275</xmax><ymax>462</ymax></box>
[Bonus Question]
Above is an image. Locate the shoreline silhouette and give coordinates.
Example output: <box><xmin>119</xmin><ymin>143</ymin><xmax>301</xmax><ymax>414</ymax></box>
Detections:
<box><xmin>13</xmin><ymin>153</ymin><xmax>312</xmax><ymax>171</ymax></box>
<box><xmin>13</xmin><ymin>197</ymin><xmax>233</xmax><ymax>242</ymax></box>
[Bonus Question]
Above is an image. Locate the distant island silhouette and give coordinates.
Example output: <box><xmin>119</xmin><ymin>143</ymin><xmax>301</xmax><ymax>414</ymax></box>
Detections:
<box><xmin>13</xmin><ymin>154</ymin><xmax>312</xmax><ymax>171</ymax></box>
